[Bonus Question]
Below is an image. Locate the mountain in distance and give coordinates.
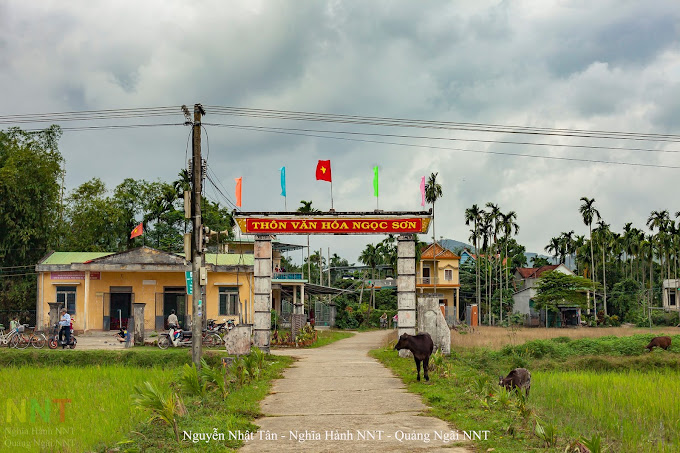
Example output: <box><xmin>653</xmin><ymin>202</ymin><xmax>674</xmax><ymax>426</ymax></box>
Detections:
<box><xmin>437</xmin><ymin>238</ymin><xmax>574</xmax><ymax>270</ymax></box>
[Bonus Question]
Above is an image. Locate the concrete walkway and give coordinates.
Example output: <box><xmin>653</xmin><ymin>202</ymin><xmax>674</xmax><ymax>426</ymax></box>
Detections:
<box><xmin>240</xmin><ymin>330</ymin><xmax>471</xmax><ymax>452</ymax></box>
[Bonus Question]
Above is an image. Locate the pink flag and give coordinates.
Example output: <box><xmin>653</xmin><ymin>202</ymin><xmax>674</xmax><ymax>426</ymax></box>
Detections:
<box><xmin>235</xmin><ymin>177</ymin><xmax>242</xmax><ymax>208</ymax></box>
<box><xmin>420</xmin><ymin>176</ymin><xmax>426</xmax><ymax>207</ymax></box>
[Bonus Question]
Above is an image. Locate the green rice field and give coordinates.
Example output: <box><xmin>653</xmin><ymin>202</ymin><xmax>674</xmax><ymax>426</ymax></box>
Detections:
<box><xmin>0</xmin><ymin>366</ymin><xmax>171</xmax><ymax>452</ymax></box>
<box><xmin>533</xmin><ymin>370</ymin><xmax>680</xmax><ymax>452</ymax></box>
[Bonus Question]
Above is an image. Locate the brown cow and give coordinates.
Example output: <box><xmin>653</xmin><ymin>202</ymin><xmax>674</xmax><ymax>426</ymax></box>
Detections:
<box><xmin>499</xmin><ymin>368</ymin><xmax>531</xmax><ymax>397</ymax></box>
<box><xmin>394</xmin><ymin>332</ymin><xmax>434</xmax><ymax>382</ymax></box>
<box><xmin>645</xmin><ymin>336</ymin><xmax>672</xmax><ymax>351</ymax></box>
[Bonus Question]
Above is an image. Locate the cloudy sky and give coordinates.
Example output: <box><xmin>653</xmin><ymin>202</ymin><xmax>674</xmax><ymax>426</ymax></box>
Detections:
<box><xmin>3</xmin><ymin>0</ymin><xmax>680</xmax><ymax>264</ymax></box>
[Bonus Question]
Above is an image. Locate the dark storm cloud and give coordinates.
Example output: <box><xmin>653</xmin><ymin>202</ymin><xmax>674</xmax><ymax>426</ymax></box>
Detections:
<box><xmin>2</xmin><ymin>0</ymin><xmax>680</xmax><ymax>261</ymax></box>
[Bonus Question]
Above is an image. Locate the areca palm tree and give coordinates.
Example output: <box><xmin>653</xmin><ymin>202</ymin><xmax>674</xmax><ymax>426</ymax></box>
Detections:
<box><xmin>464</xmin><ymin>204</ymin><xmax>484</xmax><ymax>308</ymax></box>
<box><xmin>545</xmin><ymin>237</ymin><xmax>562</xmax><ymax>264</ymax></box>
<box><xmin>500</xmin><ymin>210</ymin><xmax>519</xmax><ymax>322</ymax></box>
<box><xmin>425</xmin><ymin>173</ymin><xmax>443</xmax><ymax>291</ymax></box>
<box><xmin>359</xmin><ymin>243</ymin><xmax>380</xmax><ymax>308</ymax></box>
<box><xmin>593</xmin><ymin>220</ymin><xmax>610</xmax><ymax>315</ymax></box>
<box><xmin>485</xmin><ymin>202</ymin><xmax>502</xmax><ymax>322</ymax></box>
<box><xmin>579</xmin><ymin>197</ymin><xmax>600</xmax><ymax>314</ymax></box>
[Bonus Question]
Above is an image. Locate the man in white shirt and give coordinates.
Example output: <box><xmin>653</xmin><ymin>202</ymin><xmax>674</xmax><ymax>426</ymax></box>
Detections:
<box><xmin>59</xmin><ymin>308</ymin><xmax>71</xmax><ymax>348</ymax></box>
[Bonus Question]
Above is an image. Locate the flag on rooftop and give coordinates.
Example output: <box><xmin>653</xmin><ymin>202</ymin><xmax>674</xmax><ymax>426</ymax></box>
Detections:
<box><xmin>280</xmin><ymin>167</ymin><xmax>286</xmax><ymax>197</ymax></box>
<box><xmin>130</xmin><ymin>222</ymin><xmax>143</xmax><ymax>239</ymax></box>
<box><xmin>420</xmin><ymin>176</ymin><xmax>426</xmax><ymax>207</ymax></box>
<box><xmin>373</xmin><ymin>166</ymin><xmax>379</xmax><ymax>197</ymax></box>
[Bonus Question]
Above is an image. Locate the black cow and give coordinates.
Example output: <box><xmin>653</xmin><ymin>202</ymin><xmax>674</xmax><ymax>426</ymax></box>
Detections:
<box><xmin>645</xmin><ymin>336</ymin><xmax>672</xmax><ymax>352</ymax></box>
<box><xmin>498</xmin><ymin>368</ymin><xmax>531</xmax><ymax>398</ymax></box>
<box><xmin>394</xmin><ymin>332</ymin><xmax>434</xmax><ymax>382</ymax></box>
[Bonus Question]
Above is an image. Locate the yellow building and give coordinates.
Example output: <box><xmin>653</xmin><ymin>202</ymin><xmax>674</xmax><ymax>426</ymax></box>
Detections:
<box><xmin>416</xmin><ymin>242</ymin><xmax>461</xmax><ymax>324</ymax></box>
<box><xmin>35</xmin><ymin>246</ymin><xmax>254</xmax><ymax>332</ymax></box>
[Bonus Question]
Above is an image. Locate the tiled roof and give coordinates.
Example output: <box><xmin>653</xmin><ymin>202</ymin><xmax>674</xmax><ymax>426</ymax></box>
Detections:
<box><xmin>421</xmin><ymin>243</ymin><xmax>460</xmax><ymax>260</ymax></box>
<box><xmin>516</xmin><ymin>265</ymin><xmax>559</xmax><ymax>279</ymax></box>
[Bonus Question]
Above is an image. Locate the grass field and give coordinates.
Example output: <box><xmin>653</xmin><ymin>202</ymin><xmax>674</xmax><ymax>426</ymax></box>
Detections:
<box><xmin>452</xmin><ymin>325</ymin><xmax>679</xmax><ymax>349</ymax></box>
<box><xmin>0</xmin><ymin>348</ymin><xmax>294</xmax><ymax>453</ymax></box>
<box><xmin>534</xmin><ymin>370</ymin><xmax>680</xmax><ymax>452</ymax></box>
<box><xmin>375</xmin><ymin>330</ymin><xmax>680</xmax><ymax>452</ymax></box>
<box><xmin>0</xmin><ymin>366</ymin><xmax>172</xmax><ymax>452</ymax></box>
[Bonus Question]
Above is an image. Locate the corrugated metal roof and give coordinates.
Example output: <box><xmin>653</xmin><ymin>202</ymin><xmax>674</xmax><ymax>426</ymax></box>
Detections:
<box><xmin>41</xmin><ymin>252</ymin><xmax>113</xmax><ymax>264</ymax></box>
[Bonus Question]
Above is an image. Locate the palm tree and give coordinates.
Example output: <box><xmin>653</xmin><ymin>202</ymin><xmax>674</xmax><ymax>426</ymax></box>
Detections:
<box><xmin>647</xmin><ymin>210</ymin><xmax>670</xmax><ymax>283</ymax></box>
<box><xmin>485</xmin><ymin>202</ymin><xmax>502</xmax><ymax>323</ymax></box>
<box><xmin>579</xmin><ymin>197</ymin><xmax>600</xmax><ymax>314</ymax></box>
<box><xmin>593</xmin><ymin>220</ymin><xmax>610</xmax><ymax>315</ymax></box>
<box><xmin>297</xmin><ymin>200</ymin><xmax>320</xmax><ymax>282</ymax></box>
<box><xmin>545</xmin><ymin>237</ymin><xmax>562</xmax><ymax>264</ymax></box>
<box><xmin>464</xmin><ymin>204</ymin><xmax>484</xmax><ymax>309</ymax></box>
<box><xmin>425</xmin><ymin>173</ymin><xmax>443</xmax><ymax>291</ymax></box>
<box><xmin>481</xmin><ymin>212</ymin><xmax>494</xmax><ymax>324</ymax></box>
<box><xmin>359</xmin><ymin>243</ymin><xmax>381</xmax><ymax>309</ymax></box>
<box><xmin>500</xmin><ymin>210</ymin><xmax>519</xmax><ymax>322</ymax></box>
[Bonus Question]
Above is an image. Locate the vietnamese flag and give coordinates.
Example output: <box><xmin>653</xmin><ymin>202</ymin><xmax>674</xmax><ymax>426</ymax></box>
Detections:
<box><xmin>316</xmin><ymin>160</ymin><xmax>332</xmax><ymax>182</ymax></box>
<box><xmin>235</xmin><ymin>177</ymin><xmax>242</xmax><ymax>208</ymax></box>
<box><xmin>130</xmin><ymin>222</ymin><xmax>143</xmax><ymax>239</ymax></box>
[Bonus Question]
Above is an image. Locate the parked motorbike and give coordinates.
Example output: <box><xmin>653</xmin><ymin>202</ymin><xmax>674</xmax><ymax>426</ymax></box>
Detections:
<box><xmin>207</xmin><ymin>318</ymin><xmax>235</xmax><ymax>335</ymax></box>
<box><xmin>157</xmin><ymin>323</ymin><xmax>223</xmax><ymax>349</ymax></box>
<box><xmin>48</xmin><ymin>323</ymin><xmax>77</xmax><ymax>349</ymax></box>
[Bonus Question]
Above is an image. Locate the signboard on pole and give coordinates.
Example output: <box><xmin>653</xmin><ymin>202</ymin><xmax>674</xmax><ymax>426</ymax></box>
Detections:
<box><xmin>185</xmin><ymin>271</ymin><xmax>193</xmax><ymax>295</ymax></box>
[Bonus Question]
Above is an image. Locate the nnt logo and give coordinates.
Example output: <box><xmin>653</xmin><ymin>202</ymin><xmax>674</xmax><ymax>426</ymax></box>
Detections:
<box><xmin>3</xmin><ymin>399</ymin><xmax>71</xmax><ymax>423</ymax></box>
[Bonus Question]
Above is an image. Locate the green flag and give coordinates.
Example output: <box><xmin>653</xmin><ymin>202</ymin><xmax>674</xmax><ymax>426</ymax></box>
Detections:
<box><xmin>373</xmin><ymin>166</ymin><xmax>379</xmax><ymax>197</ymax></box>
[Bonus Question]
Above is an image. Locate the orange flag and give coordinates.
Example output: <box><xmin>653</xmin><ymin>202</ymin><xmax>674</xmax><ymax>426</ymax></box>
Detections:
<box><xmin>235</xmin><ymin>177</ymin><xmax>242</xmax><ymax>208</ymax></box>
<box><xmin>130</xmin><ymin>222</ymin><xmax>143</xmax><ymax>239</ymax></box>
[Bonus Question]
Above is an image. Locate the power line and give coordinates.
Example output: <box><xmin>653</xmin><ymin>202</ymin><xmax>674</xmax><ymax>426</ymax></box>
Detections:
<box><xmin>204</xmin><ymin>122</ymin><xmax>680</xmax><ymax>155</ymax></box>
<box><xmin>207</xmin><ymin>123</ymin><xmax>680</xmax><ymax>170</ymax></box>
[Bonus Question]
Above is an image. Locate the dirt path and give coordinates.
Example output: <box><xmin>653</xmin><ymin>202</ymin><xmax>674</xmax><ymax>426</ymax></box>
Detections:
<box><xmin>240</xmin><ymin>330</ymin><xmax>472</xmax><ymax>452</ymax></box>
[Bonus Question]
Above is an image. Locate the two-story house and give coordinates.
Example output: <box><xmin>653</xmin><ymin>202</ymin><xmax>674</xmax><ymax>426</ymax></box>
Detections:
<box><xmin>416</xmin><ymin>242</ymin><xmax>461</xmax><ymax>325</ymax></box>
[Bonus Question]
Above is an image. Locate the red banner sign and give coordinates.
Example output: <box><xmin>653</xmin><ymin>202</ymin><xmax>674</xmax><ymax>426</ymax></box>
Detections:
<box><xmin>236</xmin><ymin>217</ymin><xmax>429</xmax><ymax>234</ymax></box>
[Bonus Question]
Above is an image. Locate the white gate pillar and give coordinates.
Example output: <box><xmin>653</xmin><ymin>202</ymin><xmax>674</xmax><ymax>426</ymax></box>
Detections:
<box><xmin>253</xmin><ymin>234</ymin><xmax>272</xmax><ymax>352</ymax></box>
<box><xmin>397</xmin><ymin>234</ymin><xmax>416</xmax><ymax>338</ymax></box>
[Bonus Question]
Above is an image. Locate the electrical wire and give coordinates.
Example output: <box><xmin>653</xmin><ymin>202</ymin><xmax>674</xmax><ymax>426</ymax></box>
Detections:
<box><xmin>207</xmin><ymin>123</ymin><xmax>680</xmax><ymax>170</ymax></box>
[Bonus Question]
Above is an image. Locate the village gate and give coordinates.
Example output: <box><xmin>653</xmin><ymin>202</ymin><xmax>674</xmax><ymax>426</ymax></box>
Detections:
<box><xmin>234</xmin><ymin>212</ymin><xmax>431</xmax><ymax>352</ymax></box>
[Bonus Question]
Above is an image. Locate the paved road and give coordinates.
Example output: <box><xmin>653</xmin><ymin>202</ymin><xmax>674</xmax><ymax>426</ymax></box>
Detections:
<box><xmin>240</xmin><ymin>330</ymin><xmax>472</xmax><ymax>452</ymax></box>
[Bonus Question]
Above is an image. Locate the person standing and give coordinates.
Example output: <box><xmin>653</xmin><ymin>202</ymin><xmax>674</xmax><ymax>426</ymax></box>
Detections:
<box><xmin>59</xmin><ymin>308</ymin><xmax>71</xmax><ymax>348</ymax></box>
<box><xmin>167</xmin><ymin>309</ymin><xmax>179</xmax><ymax>328</ymax></box>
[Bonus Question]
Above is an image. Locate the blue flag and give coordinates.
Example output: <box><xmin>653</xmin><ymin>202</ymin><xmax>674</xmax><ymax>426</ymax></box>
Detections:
<box><xmin>280</xmin><ymin>167</ymin><xmax>286</xmax><ymax>197</ymax></box>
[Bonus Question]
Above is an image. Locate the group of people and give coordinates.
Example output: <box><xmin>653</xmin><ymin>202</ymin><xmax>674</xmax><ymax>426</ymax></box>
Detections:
<box><xmin>274</xmin><ymin>266</ymin><xmax>287</xmax><ymax>273</ymax></box>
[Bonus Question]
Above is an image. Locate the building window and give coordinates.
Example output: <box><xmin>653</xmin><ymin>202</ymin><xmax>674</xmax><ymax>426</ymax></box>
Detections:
<box><xmin>444</xmin><ymin>269</ymin><xmax>453</xmax><ymax>281</ymax></box>
<box><xmin>670</xmin><ymin>291</ymin><xmax>677</xmax><ymax>307</ymax></box>
<box><xmin>219</xmin><ymin>287</ymin><xmax>239</xmax><ymax>316</ymax></box>
<box><xmin>56</xmin><ymin>286</ymin><xmax>77</xmax><ymax>314</ymax></box>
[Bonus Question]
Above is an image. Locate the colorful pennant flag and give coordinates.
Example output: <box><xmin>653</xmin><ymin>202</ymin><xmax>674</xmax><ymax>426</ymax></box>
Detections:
<box><xmin>420</xmin><ymin>176</ymin><xmax>426</xmax><ymax>207</ymax></box>
<box><xmin>235</xmin><ymin>177</ymin><xmax>242</xmax><ymax>208</ymax></box>
<box><xmin>373</xmin><ymin>166</ymin><xmax>379</xmax><ymax>197</ymax></box>
<box><xmin>130</xmin><ymin>222</ymin><xmax>143</xmax><ymax>239</ymax></box>
<box><xmin>315</xmin><ymin>160</ymin><xmax>332</xmax><ymax>182</ymax></box>
<box><xmin>280</xmin><ymin>167</ymin><xmax>286</xmax><ymax>197</ymax></box>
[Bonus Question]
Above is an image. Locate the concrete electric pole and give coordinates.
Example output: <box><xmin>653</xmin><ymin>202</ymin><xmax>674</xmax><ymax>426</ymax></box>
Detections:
<box><xmin>191</xmin><ymin>103</ymin><xmax>205</xmax><ymax>367</ymax></box>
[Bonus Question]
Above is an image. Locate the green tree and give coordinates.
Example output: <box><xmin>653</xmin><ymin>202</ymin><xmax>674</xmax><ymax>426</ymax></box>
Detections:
<box><xmin>0</xmin><ymin>126</ymin><xmax>64</xmax><ymax>312</ymax></box>
<box><xmin>297</xmin><ymin>200</ymin><xmax>319</xmax><ymax>281</ymax></box>
<box><xmin>609</xmin><ymin>278</ymin><xmax>643</xmax><ymax>321</ymax></box>
<box><xmin>533</xmin><ymin>271</ymin><xmax>598</xmax><ymax>327</ymax></box>
<box><xmin>532</xmin><ymin>256</ymin><xmax>551</xmax><ymax>267</ymax></box>
<box><xmin>359</xmin><ymin>243</ymin><xmax>380</xmax><ymax>309</ymax></box>
<box><xmin>464</xmin><ymin>204</ymin><xmax>484</xmax><ymax>309</ymax></box>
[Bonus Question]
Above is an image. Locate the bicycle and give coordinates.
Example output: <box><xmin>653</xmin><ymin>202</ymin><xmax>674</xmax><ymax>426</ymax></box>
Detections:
<box><xmin>0</xmin><ymin>323</ymin><xmax>31</xmax><ymax>349</ymax></box>
<box><xmin>29</xmin><ymin>330</ymin><xmax>47</xmax><ymax>349</ymax></box>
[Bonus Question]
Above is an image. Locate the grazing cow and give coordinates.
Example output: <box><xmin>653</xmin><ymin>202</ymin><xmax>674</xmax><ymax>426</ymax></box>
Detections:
<box><xmin>498</xmin><ymin>368</ymin><xmax>531</xmax><ymax>397</ymax></box>
<box><xmin>394</xmin><ymin>332</ymin><xmax>434</xmax><ymax>382</ymax></box>
<box><xmin>645</xmin><ymin>336</ymin><xmax>672</xmax><ymax>352</ymax></box>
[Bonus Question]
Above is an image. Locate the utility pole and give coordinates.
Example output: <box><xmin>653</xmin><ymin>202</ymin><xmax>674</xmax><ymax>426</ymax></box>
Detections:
<box><xmin>191</xmin><ymin>103</ymin><xmax>205</xmax><ymax>367</ymax></box>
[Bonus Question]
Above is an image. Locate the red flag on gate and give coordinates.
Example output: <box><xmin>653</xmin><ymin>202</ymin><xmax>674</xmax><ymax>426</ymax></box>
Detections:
<box><xmin>315</xmin><ymin>160</ymin><xmax>332</xmax><ymax>182</ymax></box>
<box><xmin>130</xmin><ymin>222</ymin><xmax>143</xmax><ymax>239</ymax></box>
